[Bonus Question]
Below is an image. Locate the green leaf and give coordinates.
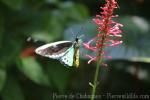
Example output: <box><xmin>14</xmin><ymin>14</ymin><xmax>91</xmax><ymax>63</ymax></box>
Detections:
<box><xmin>59</xmin><ymin>2</ymin><xmax>89</xmax><ymax>21</ymax></box>
<box><xmin>0</xmin><ymin>14</ymin><xmax>4</xmax><ymax>48</ymax></box>
<box><xmin>120</xmin><ymin>16</ymin><xmax>150</xmax><ymax>49</ymax></box>
<box><xmin>0</xmin><ymin>68</ymin><xmax>6</xmax><ymax>91</ymax></box>
<box><xmin>1</xmin><ymin>0</ymin><xmax>23</xmax><ymax>10</ymax></box>
<box><xmin>1</xmin><ymin>76</ymin><xmax>24</xmax><ymax>100</ymax></box>
<box><xmin>47</xmin><ymin>62</ymin><xmax>70</xmax><ymax>93</ymax></box>
<box><xmin>47</xmin><ymin>0</ymin><xmax>59</xmax><ymax>4</ymax></box>
<box><xmin>31</xmin><ymin>31</ymin><xmax>54</xmax><ymax>42</ymax></box>
<box><xmin>29</xmin><ymin>11</ymin><xmax>63</xmax><ymax>42</ymax></box>
<box><xmin>73</xmin><ymin>4</ymin><xmax>89</xmax><ymax>20</ymax></box>
<box><xmin>18</xmin><ymin>57</ymin><xmax>50</xmax><ymax>86</ymax></box>
<box><xmin>0</xmin><ymin>35</ymin><xmax>22</xmax><ymax>68</ymax></box>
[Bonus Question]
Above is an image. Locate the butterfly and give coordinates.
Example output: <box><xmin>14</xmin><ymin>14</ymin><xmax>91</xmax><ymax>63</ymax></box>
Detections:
<box><xmin>35</xmin><ymin>37</ymin><xmax>81</xmax><ymax>68</ymax></box>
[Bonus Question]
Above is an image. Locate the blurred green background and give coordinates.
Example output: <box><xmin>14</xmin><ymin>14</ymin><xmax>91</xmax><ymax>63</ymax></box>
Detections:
<box><xmin>0</xmin><ymin>0</ymin><xmax>150</xmax><ymax>100</ymax></box>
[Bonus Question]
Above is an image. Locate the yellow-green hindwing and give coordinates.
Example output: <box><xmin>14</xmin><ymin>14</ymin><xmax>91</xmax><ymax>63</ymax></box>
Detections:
<box><xmin>59</xmin><ymin>46</ymin><xmax>74</xmax><ymax>67</ymax></box>
<box><xmin>60</xmin><ymin>42</ymin><xmax>80</xmax><ymax>67</ymax></box>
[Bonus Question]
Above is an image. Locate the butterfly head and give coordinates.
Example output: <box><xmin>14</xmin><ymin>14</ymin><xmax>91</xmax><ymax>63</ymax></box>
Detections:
<box><xmin>74</xmin><ymin>34</ymin><xmax>84</xmax><ymax>46</ymax></box>
<box><xmin>74</xmin><ymin>38</ymin><xmax>81</xmax><ymax>48</ymax></box>
<box><xmin>75</xmin><ymin>37</ymin><xmax>79</xmax><ymax>43</ymax></box>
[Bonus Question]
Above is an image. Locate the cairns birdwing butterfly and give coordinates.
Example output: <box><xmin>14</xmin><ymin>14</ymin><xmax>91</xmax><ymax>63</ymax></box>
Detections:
<box><xmin>35</xmin><ymin>37</ymin><xmax>80</xmax><ymax>68</ymax></box>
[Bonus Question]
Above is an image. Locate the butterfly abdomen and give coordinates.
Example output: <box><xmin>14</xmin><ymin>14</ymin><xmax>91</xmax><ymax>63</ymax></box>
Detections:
<box><xmin>73</xmin><ymin>47</ymin><xmax>79</xmax><ymax>68</ymax></box>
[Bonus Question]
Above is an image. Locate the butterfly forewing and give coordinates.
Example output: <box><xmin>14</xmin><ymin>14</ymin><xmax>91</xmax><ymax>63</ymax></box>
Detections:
<box><xmin>35</xmin><ymin>41</ymin><xmax>72</xmax><ymax>59</ymax></box>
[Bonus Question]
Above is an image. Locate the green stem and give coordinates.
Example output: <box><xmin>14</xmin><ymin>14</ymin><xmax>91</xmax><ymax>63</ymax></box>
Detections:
<box><xmin>90</xmin><ymin>31</ymin><xmax>106</xmax><ymax>100</ymax></box>
<box><xmin>90</xmin><ymin>59</ymin><xmax>102</xmax><ymax>100</ymax></box>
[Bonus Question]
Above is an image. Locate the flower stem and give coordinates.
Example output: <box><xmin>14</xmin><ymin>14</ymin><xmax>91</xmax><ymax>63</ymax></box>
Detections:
<box><xmin>91</xmin><ymin>58</ymin><xmax>102</xmax><ymax>100</ymax></box>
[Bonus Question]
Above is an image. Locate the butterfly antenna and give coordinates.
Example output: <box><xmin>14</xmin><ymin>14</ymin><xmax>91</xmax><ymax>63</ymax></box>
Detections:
<box><xmin>79</xmin><ymin>34</ymin><xmax>84</xmax><ymax>39</ymax></box>
<box><xmin>77</xmin><ymin>25</ymin><xmax>84</xmax><ymax>36</ymax></box>
<box><xmin>70</xmin><ymin>28</ymin><xmax>76</xmax><ymax>38</ymax></box>
<box><xmin>70</xmin><ymin>25</ymin><xmax>85</xmax><ymax>39</ymax></box>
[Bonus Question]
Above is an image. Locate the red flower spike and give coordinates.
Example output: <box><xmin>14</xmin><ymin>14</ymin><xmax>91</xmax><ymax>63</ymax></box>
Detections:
<box><xmin>83</xmin><ymin>0</ymin><xmax>123</xmax><ymax>64</ymax></box>
<box><xmin>83</xmin><ymin>37</ymin><xmax>97</xmax><ymax>52</ymax></box>
<box><xmin>85</xmin><ymin>55</ymin><xmax>97</xmax><ymax>64</ymax></box>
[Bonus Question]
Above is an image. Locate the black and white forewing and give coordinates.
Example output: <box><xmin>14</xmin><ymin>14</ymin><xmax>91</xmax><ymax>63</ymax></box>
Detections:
<box><xmin>35</xmin><ymin>41</ymin><xmax>72</xmax><ymax>59</ymax></box>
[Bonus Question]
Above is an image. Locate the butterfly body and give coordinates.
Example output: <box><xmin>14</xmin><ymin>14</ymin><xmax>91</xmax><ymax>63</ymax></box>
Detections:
<box><xmin>73</xmin><ymin>47</ymin><xmax>79</xmax><ymax>67</ymax></box>
<box><xmin>35</xmin><ymin>38</ymin><xmax>80</xmax><ymax>68</ymax></box>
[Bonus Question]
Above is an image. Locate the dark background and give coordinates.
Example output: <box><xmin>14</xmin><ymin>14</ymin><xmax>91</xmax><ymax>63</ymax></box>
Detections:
<box><xmin>0</xmin><ymin>0</ymin><xmax>150</xmax><ymax>100</ymax></box>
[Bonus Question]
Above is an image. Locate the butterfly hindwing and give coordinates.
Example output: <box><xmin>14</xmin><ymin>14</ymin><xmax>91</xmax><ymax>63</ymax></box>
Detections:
<box><xmin>59</xmin><ymin>46</ymin><xmax>74</xmax><ymax>67</ymax></box>
<box><xmin>35</xmin><ymin>41</ymin><xmax>72</xmax><ymax>59</ymax></box>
